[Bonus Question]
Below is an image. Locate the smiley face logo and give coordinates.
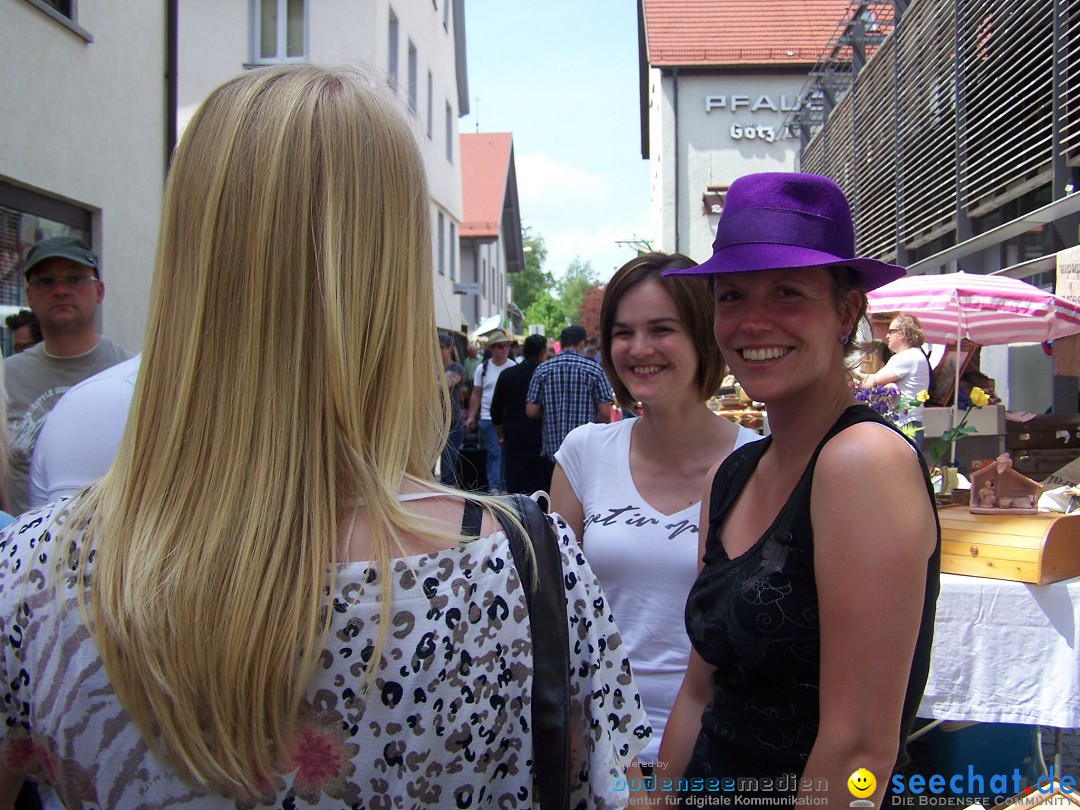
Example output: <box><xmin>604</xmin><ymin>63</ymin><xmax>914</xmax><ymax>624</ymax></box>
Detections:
<box><xmin>848</xmin><ymin>768</ymin><xmax>876</xmax><ymax>799</ymax></box>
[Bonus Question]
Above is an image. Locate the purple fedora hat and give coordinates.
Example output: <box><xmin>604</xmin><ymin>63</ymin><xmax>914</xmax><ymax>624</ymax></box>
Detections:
<box><xmin>664</xmin><ymin>172</ymin><xmax>905</xmax><ymax>291</ymax></box>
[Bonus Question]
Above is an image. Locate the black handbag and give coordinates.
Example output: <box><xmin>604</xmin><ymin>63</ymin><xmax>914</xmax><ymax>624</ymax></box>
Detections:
<box><xmin>461</xmin><ymin>494</ymin><xmax>570</xmax><ymax>810</ymax></box>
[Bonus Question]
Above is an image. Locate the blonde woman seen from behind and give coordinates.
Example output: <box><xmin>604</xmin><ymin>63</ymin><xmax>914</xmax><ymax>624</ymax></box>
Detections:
<box><xmin>550</xmin><ymin>253</ymin><xmax>760</xmax><ymax>771</ymax></box>
<box><xmin>0</xmin><ymin>65</ymin><xmax>649</xmax><ymax>807</ymax></box>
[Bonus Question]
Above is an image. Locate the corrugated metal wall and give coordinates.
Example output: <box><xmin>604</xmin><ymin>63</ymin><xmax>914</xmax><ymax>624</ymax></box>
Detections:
<box><xmin>801</xmin><ymin>0</ymin><xmax>1076</xmax><ymax>261</ymax></box>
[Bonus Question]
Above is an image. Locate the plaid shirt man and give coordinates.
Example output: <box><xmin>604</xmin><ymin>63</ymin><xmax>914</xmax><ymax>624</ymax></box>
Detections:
<box><xmin>526</xmin><ymin>346</ymin><xmax>614</xmax><ymax>459</ymax></box>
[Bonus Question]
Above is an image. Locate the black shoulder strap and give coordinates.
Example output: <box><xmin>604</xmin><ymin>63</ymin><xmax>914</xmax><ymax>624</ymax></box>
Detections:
<box><xmin>460</xmin><ymin>498</ymin><xmax>484</xmax><ymax>539</ymax></box>
<box><xmin>499</xmin><ymin>494</ymin><xmax>570</xmax><ymax>810</ymax></box>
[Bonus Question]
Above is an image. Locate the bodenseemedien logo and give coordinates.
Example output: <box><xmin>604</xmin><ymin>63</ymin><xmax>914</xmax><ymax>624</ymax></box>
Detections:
<box><xmin>849</xmin><ymin>768</ymin><xmax>877</xmax><ymax>807</ymax></box>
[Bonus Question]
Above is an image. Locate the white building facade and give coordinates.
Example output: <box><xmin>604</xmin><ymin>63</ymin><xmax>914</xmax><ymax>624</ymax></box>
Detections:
<box><xmin>0</xmin><ymin>0</ymin><xmax>167</xmax><ymax>354</ymax></box>
<box><xmin>646</xmin><ymin>70</ymin><xmax>815</xmax><ymax>261</ymax></box>
<box><xmin>638</xmin><ymin>0</ymin><xmax>852</xmax><ymax>263</ymax></box>
<box><xmin>178</xmin><ymin>0</ymin><xmax>470</xmax><ymax>333</ymax></box>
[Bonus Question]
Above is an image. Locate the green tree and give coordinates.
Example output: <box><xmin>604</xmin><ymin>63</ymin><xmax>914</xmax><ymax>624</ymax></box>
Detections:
<box><xmin>557</xmin><ymin>258</ymin><xmax>598</xmax><ymax>323</ymax></box>
<box><xmin>509</xmin><ymin>226</ymin><xmax>555</xmax><ymax>313</ymax></box>
<box><xmin>523</xmin><ymin>290</ymin><xmax>568</xmax><ymax>338</ymax></box>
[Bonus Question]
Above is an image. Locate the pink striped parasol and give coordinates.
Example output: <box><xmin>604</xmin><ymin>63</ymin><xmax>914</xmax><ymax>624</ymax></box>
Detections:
<box><xmin>866</xmin><ymin>271</ymin><xmax>1080</xmax><ymax>345</ymax></box>
<box><xmin>868</xmin><ymin>271</ymin><xmax>1080</xmax><ymax>463</ymax></box>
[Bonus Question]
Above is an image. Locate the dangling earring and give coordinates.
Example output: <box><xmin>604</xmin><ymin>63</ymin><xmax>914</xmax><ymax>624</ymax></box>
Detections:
<box><xmin>839</xmin><ymin>335</ymin><xmax>850</xmax><ymax>345</ymax></box>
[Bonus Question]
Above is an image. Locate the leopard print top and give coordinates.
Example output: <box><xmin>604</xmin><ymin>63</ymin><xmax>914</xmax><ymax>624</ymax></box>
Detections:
<box><xmin>0</xmin><ymin>500</ymin><xmax>650</xmax><ymax>808</ymax></box>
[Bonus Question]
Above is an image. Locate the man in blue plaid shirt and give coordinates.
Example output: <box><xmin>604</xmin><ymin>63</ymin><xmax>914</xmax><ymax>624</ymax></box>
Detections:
<box><xmin>526</xmin><ymin>324</ymin><xmax>613</xmax><ymax>485</ymax></box>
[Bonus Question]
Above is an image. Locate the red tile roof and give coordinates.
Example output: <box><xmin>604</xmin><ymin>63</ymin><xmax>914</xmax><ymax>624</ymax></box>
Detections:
<box><xmin>643</xmin><ymin>0</ymin><xmax>855</xmax><ymax>67</ymax></box>
<box><xmin>460</xmin><ymin>132</ymin><xmax>513</xmax><ymax>238</ymax></box>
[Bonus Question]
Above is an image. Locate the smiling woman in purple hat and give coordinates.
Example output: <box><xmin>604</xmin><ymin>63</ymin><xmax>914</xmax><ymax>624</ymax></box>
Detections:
<box><xmin>655</xmin><ymin>173</ymin><xmax>940</xmax><ymax>807</ymax></box>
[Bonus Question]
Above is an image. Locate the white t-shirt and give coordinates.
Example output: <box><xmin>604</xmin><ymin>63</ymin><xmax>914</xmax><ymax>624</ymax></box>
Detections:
<box><xmin>880</xmin><ymin>346</ymin><xmax>930</xmax><ymax>424</ymax></box>
<box><xmin>555</xmin><ymin>417</ymin><xmax>760</xmax><ymax>764</ymax></box>
<box><xmin>472</xmin><ymin>356</ymin><xmax>519</xmax><ymax>420</ymax></box>
<box><xmin>28</xmin><ymin>355</ymin><xmax>140</xmax><ymax>507</ymax></box>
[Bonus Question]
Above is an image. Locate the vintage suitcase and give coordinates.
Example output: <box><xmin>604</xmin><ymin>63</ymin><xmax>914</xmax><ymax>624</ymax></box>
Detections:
<box><xmin>937</xmin><ymin>504</ymin><xmax>1080</xmax><ymax>584</ymax></box>
<box><xmin>1006</xmin><ymin>415</ymin><xmax>1080</xmax><ymax>478</ymax></box>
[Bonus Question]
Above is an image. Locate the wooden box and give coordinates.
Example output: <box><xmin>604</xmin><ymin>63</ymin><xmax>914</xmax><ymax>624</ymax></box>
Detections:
<box><xmin>1006</xmin><ymin>414</ymin><xmax>1080</xmax><ymax>478</ymax></box>
<box><xmin>937</xmin><ymin>505</ymin><xmax>1080</xmax><ymax>584</ymax></box>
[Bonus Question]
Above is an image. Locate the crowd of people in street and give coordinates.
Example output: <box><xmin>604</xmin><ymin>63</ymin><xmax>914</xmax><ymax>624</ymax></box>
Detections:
<box><xmin>0</xmin><ymin>63</ymin><xmax>940</xmax><ymax>808</ymax></box>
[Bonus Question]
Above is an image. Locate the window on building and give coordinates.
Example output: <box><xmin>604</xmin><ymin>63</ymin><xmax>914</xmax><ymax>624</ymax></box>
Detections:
<box><xmin>24</xmin><ymin>0</ymin><xmax>93</xmax><ymax>40</ymax></box>
<box><xmin>253</xmin><ymin>0</ymin><xmax>306</xmax><ymax>63</ymax></box>
<box><xmin>449</xmin><ymin>222</ymin><xmax>457</xmax><ymax>280</ymax></box>
<box><xmin>387</xmin><ymin>9</ymin><xmax>399</xmax><ymax>88</ymax></box>
<box><xmin>443</xmin><ymin>0</ymin><xmax>450</xmax><ymax>30</ymax></box>
<box><xmin>40</xmin><ymin>0</ymin><xmax>72</xmax><ymax>16</ymax></box>
<box><xmin>437</xmin><ymin>211</ymin><xmax>445</xmax><ymax>275</ymax></box>
<box><xmin>481</xmin><ymin>257</ymin><xmax>487</xmax><ymax>295</ymax></box>
<box><xmin>426</xmin><ymin>71</ymin><xmax>434</xmax><ymax>138</ymax></box>
<box><xmin>445</xmin><ymin>102</ymin><xmax>453</xmax><ymax>163</ymax></box>
<box><xmin>407</xmin><ymin>42</ymin><xmax>418</xmax><ymax>113</ymax></box>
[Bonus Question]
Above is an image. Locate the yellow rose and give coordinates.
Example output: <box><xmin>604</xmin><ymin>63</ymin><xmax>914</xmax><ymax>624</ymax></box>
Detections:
<box><xmin>916</xmin><ymin>389</ymin><xmax>929</xmax><ymax>403</ymax></box>
<box><xmin>969</xmin><ymin>386</ymin><xmax>990</xmax><ymax>408</ymax></box>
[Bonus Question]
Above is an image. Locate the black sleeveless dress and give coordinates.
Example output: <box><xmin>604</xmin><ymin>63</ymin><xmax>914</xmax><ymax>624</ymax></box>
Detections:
<box><xmin>680</xmin><ymin>405</ymin><xmax>940</xmax><ymax>802</ymax></box>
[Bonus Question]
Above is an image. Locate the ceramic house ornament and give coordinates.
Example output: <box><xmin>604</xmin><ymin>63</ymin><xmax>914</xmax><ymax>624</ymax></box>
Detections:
<box><xmin>969</xmin><ymin>454</ymin><xmax>1042</xmax><ymax>515</ymax></box>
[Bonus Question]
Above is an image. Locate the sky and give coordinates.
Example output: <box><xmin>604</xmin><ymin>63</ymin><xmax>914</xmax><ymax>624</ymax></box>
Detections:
<box><xmin>459</xmin><ymin>1</ymin><xmax>652</xmax><ymax>282</ymax></box>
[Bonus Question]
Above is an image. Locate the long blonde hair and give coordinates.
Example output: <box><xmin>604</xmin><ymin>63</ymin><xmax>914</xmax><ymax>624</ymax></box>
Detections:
<box><xmin>70</xmin><ymin>65</ymin><xmax>454</xmax><ymax>796</ymax></box>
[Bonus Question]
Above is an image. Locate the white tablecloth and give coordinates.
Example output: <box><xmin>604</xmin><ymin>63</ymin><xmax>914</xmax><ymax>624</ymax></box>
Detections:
<box><xmin>919</xmin><ymin>573</ymin><xmax>1080</xmax><ymax>728</ymax></box>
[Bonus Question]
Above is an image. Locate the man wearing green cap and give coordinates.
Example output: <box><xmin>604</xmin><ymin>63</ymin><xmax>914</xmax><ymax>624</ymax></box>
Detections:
<box><xmin>4</xmin><ymin>236</ymin><xmax>132</xmax><ymax>514</ymax></box>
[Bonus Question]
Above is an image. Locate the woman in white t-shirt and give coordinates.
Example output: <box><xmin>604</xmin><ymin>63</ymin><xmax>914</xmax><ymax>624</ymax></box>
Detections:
<box><xmin>550</xmin><ymin>253</ymin><xmax>760</xmax><ymax>768</ymax></box>
<box><xmin>862</xmin><ymin>313</ymin><xmax>931</xmax><ymax>441</ymax></box>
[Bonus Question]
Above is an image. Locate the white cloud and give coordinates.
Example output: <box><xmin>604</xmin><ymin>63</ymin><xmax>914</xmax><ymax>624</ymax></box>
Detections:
<box><xmin>514</xmin><ymin>152</ymin><xmax>650</xmax><ymax>282</ymax></box>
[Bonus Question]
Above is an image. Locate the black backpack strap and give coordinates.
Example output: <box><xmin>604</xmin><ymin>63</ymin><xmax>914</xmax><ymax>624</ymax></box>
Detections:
<box><xmin>496</xmin><ymin>494</ymin><xmax>570</xmax><ymax>810</ymax></box>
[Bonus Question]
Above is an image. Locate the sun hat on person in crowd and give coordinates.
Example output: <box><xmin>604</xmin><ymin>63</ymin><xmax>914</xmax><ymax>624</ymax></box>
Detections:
<box><xmin>664</xmin><ymin>172</ymin><xmax>906</xmax><ymax>291</ymax></box>
<box><xmin>23</xmin><ymin>236</ymin><xmax>100</xmax><ymax>279</ymax></box>
<box><xmin>485</xmin><ymin>329</ymin><xmax>512</xmax><ymax>346</ymax></box>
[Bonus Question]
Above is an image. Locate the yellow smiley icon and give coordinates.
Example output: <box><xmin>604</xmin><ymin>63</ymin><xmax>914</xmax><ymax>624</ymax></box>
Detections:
<box><xmin>848</xmin><ymin>768</ymin><xmax>876</xmax><ymax>798</ymax></box>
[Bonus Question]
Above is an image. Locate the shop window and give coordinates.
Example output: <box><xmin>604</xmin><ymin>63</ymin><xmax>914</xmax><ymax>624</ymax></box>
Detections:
<box><xmin>252</xmin><ymin>0</ymin><xmax>306</xmax><ymax>63</ymax></box>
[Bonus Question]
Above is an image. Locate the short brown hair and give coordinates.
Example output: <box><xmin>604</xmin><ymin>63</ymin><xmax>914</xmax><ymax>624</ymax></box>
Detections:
<box><xmin>600</xmin><ymin>252</ymin><xmax>725</xmax><ymax>409</ymax></box>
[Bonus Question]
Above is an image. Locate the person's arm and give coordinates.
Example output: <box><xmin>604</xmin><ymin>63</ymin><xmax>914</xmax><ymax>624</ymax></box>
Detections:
<box><xmin>465</xmin><ymin>385</ymin><xmax>481</xmax><ymax>431</ymax></box>
<box><xmin>489</xmin><ymin>373</ymin><xmax>508</xmax><ymax>433</ymax></box>
<box><xmin>525</xmin><ymin>368</ymin><xmax>543</xmax><ymax>420</ymax></box>
<box><xmin>654</xmin><ymin>472</ymin><xmax>720</xmax><ymax>797</ymax></box>
<box><xmin>595</xmin><ymin>401</ymin><xmax>612</xmax><ymax>423</ymax></box>
<box><xmin>444</xmin><ymin>367</ymin><xmax>462</xmax><ymax>388</ymax></box>
<box><xmin>862</xmin><ymin>368</ymin><xmax>900</xmax><ymax>387</ymax></box>
<box><xmin>549</xmin><ymin>463</ymin><xmax>584</xmax><ymax>548</ymax></box>
<box><xmin>798</xmin><ymin>423</ymin><xmax>936</xmax><ymax>807</ymax></box>
<box><xmin>863</xmin><ymin>353</ymin><xmax>905</xmax><ymax>388</ymax></box>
